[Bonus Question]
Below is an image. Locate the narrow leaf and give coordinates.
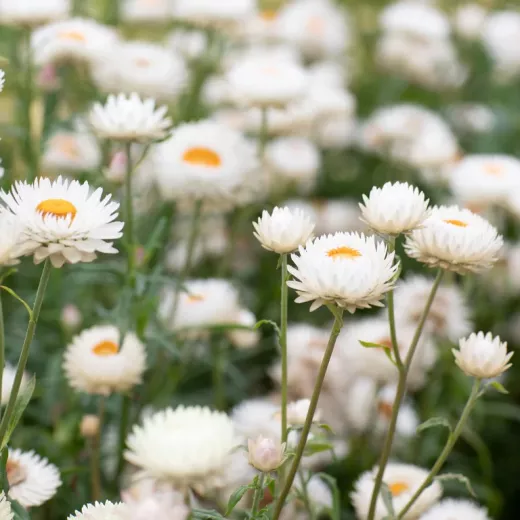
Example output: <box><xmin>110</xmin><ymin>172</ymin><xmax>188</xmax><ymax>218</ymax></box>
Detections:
<box><xmin>381</xmin><ymin>482</ymin><xmax>396</xmax><ymax>518</ymax></box>
<box><xmin>0</xmin><ymin>287</ymin><xmax>33</xmax><ymax>319</ymax></box>
<box><xmin>254</xmin><ymin>320</ymin><xmax>280</xmax><ymax>337</ymax></box>
<box><xmin>317</xmin><ymin>473</ymin><xmax>341</xmax><ymax>520</ymax></box>
<box><xmin>191</xmin><ymin>509</ymin><xmax>225</xmax><ymax>520</ymax></box>
<box><xmin>489</xmin><ymin>381</ymin><xmax>509</xmax><ymax>395</ymax></box>
<box><xmin>435</xmin><ymin>473</ymin><xmax>476</xmax><ymax>497</ymax></box>
<box><xmin>304</xmin><ymin>441</ymin><xmax>334</xmax><ymax>456</ymax></box>
<box><xmin>11</xmin><ymin>500</ymin><xmax>30</xmax><ymax>520</ymax></box>
<box><xmin>417</xmin><ymin>416</ymin><xmax>452</xmax><ymax>435</ymax></box>
<box><xmin>359</xmin><ymin>340</ymin><xmax>391</xmax><ymax>350</ymax></box>
<box><xmin>225</xmin><ymin>482</ymin><xmax>256</xmax><ymax>515</ymax></box>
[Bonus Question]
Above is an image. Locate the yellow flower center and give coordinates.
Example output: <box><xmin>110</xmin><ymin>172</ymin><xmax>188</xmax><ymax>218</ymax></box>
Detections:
<box><xmin>182</xmin><ymin>147</ymin><xmax>222</xmax><ymax>168</ymax></box>
<box><xmin>51</xmin><ymin>135</ymin><xmax>80</xmax><ymax>159</ymax></box>
<box><xmin>187</xmin><ymin>293</ymin><xmax>205</xmax><ymax>303</ymax></box>
<box><xmin>36</xmin><ymin>199</ymin><xmax>77</xmax><ymax>221</ymax></box>
<box><xmin>443</xmin><ymin>219</ymin><xmax>468</xmax><ymax>228</ymax></box>
<box><xmin>6</xmin><ymin>459</ymin><xmax>27</xmax><ymax>486</ymax></box>
<box><xmin>484</xmin><ymin>163</ymin><xmax>504</xmax><ymax>176</ymax></box>
<box><xmin>389</xmin><ymin>481</ymin><xmax>410</xmax><ymax>497</ymax></box>
<box><xmin>326</xmin><ymin>246</ymin><xmax>362</xmax><ymax>259</ymax></box>
<box><xmin>260</xmin><ymin>9</ymin><xmax>278</xmax><ymax>21</ymax></box>
<box><xmin>92</xmin><ymin>340</ymin><xmax>119</xmax><ymax>357</ymax></box>
<box><xmin>59</xmin><ymin>30</ymin><xmax>87</xmax><ymax>42</ymax></box>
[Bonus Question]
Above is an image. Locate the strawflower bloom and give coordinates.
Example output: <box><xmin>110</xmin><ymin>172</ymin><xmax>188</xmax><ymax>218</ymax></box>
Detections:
<box><xmin>287</xmin><ymin>232</ymin><xmax>397</xmax><ymax>312</ymax></box>
<box><xmin>248</xmin><ymin>435</ymin><xmax>285</xmax><ymax>472</ymax></box>
<box><xmin>453</xmin><ymin>331</ymin><xmax>513</xmax><ymax>379</ymax></box>
<box><xmin>0</xmin><ymin>211</ymin><xmax>24</xmax><ymax>265</ymax></box>
<box><xmin>67</xmin><ymin>501</ymin><xmax>129</xmax><ymax>520</ymax></box>
<box><xmin>286</xmin><ymin>399</ymin><xmax>320</xmax><ymax>426</ymax></box>
<box><xmin>419</xmin><ymin>498</ymin><xmax>491</xmax><ymax>520</ymax></box>
<box><xmin>0</xmin><ymin>0</ymin><xmax>70</xmax><ymax>27</ymax></box>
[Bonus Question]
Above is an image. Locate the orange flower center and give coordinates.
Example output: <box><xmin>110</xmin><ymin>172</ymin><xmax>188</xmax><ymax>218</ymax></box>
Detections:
<box><xmin>134</xmin><ymin>57</ymin><xmax>150</xmax><ymax>68</ymax></box>
<box><xmin>377</xmin><ymin>337</ymin><xmax>393</xmax><ymax>349</ymax></box>
<box><xmin>443</xmin><ymin>219</ymin><xmax>468</xmax><ymax>228</ymax></box>
<box><xmin>484</xmin><ymin>163</ymin><xmax>504</xmax><ymax>176</ymax></box>
<box><xmin>187</xmin><ymin>294</ymin><xmax>205</xmax><ymax>303</ymax></box>
<box><xmin>92</xmin><ymin>340</ymin><xmax>119</xmax><ymax>357</ymax></box>
<box><xmin>36</xmin><ymin>199</ymin><xmax>77</xmax><ymax>221</ymax></box>
<box><xmin>6</xmin><ymin>459</ymin><xmax>26</xmax><ymax>486</ymax></box>
<box><xmin>326</xmin><ymin>246</ymin><xmax>362</xmax><ymax>259</ymax></box>
<box><xmin>51</xmin><ymin>135</ymin><xmax>80</xmax><ymax>159</ymax></box>
<box><xmin>389</xmin><ymin>481</ymin><xmax>410</xmax><ymax>497</ymax></box>
<box><xmin>307</xmin><ymin>16</ymin><xmax>325</xmax><ymax>34</ymax></box>
<box><xmin>260</xmin><ymin>9</ymin><xmax>278</xmax><ymax>21</ymax></box>
<box><xmin>59</xmin><ymin>30</ymin><xmax>87</xmax><ymax>42</ymax></box>
<box><xmin>182</xmin><ymin>147</ymin><xmax>222</xmax><ymax>168</ymax></box>
<box><xmin>378</xmin><ymin>401</ymin><xmax>393</xmax><ymax>420</ymax></box>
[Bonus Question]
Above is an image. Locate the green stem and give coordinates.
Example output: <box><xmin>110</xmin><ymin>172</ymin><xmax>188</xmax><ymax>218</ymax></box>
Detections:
<box><xmin>115</xmin><ymin>393</ymin><xmax>130</xmax><ymax>481</ymax></box>
<box><xmin>212</xmin><ymin>340</ymin><xmax>226</xmax><ymax>411</ymax></box>
<box><xmin>0</xmin><ymin>260</ymin><xmax>52</xmax><ymax>446</ymax></box>
<box><xmin>259</xmin><ymin>107</ymin><xmax>269</xmax><ymax>158</ymax></box>
<box><xmin>297</xmin><ymin>469</ymin><xmax>314</xmax><ymax>520</ymax></box>
<box><xmin>397</xmin><ymin>379</ymin><xmax>481</xmax><ymax>519</ymax></box>
<box><xmin>90</xmin><ymin>397</ymin><xmax>105</xmax><ymax>501</ymax></box>
<box><xmin>124</xmin><ymin>142</ymin><xmax>136</xmax><ymax>289</ymax></box>
<box><xmin>386</xmin><ymin>238</ymin><xmax>403</xmax><ymax>370</ymax></box>
<box><xmin>271</xmin><ymin>309</ymin><xmax>344</xmax><ymax>520</ymax></box>
<box><xmin>251</xmin><ymin>473</ymin><xmax>266</xmax><ymax>517</ymax></box>
<box><xmin>0</xmin><ymin>295</ymin><xmax>4</xmax><ymax>422</ymax></box>
<box><xmin>280</xmin><ymin>254</ymin><xmax>288</xmax><ymax>443</ymax></box>
<box><xmin>367</xmin><ymin>269</ymin><xmax>444</xmax><ymax>520</ymax></box>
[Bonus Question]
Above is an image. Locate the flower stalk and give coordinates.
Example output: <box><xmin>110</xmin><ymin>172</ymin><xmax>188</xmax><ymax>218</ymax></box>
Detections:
<box><xmin>280</xmin><ymin>253</ymin><xmax>289</xmax><ymax>443</ymax></box>
<box><xmin>250</xmin><ymin>473</ymin><xmax>266</xmax><ymax>517</ymax></box>
<box><xmin>90</xmin><ymin>396</ymin><xmax>105</xmax><ymax>501</ymax></box>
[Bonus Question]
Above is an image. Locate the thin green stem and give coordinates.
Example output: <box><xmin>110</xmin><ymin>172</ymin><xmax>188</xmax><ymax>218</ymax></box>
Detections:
<box><xmin>386</xmin><ymin>238</ymin><xmax>403</xmax><ymax>371</ymax></box>
<box><xmin>90</xmin><ymin>397</ymin><xmax>105</xmax><ymax>502</ymax></box>
<box><xmin>212</xmin><ymin>340</ymin><xmax>226</xmax><ymax>411</ymax></box>
<box><xmin>397</xmin><ymin>379</ymin><xmax>481</xmax><ymax>519</ymax></box>
<box><xmin>297</xmin><ymin>469</ymin><xmax>314</xmax><ymax>520</ymax></box>
<box><xmin>251</xmin><ymin>473</ymin><xmax>266</xmax><ymax>517</ymax></box>
<box><xmin>280</xmin><ymin>254</ymin><xmax>288</xmax><ymax>443</ymax></box>
<box><xmin>115</xmin><ymin>393</ymin><xmax>131</xmax><ymax>481</ymax></box>
<box><xmin>259</xmin><ymin>107</ymin><xmax>269</xmax><ymax>158</ymax></box>
<box><xmin>0</xmin><ymin>260</ymin><xmax>52</xmax><ymax>446</ymax></box>
<box><xmin>271</xmin><ymin>309</ymin><xmax>344</xmax><ymax>520</ymax></box>
<box><xmin>367</xmin><ymin>268</ymin><xmax>444</xmax><ymax>520</ymax></box>
<box><xmin>124</xmin><ymin>142</ymin><xmax>136</xmax><ymax>289</ymax></box>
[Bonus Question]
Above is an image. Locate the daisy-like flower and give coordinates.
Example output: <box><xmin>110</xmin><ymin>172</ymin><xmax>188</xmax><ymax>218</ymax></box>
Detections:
<box><xmin>89</xmin><ymin>93</ymin><xmax>171</xmax><ymax>143</ymax></box>
<box><xmin>154</xmin><ymin>120</ymin><xmax>258</xmax><ymax>204</ymax></box>
<box><xmin>0</xmin><ymin>211</ymin><xmax>25</xmax><ymax>266</ymax></box>
<box><xmin>253</xmin><ymin>206</ymin><xmax>315</xmax><ymax>254</ymax></box>
<box><xmin>0</xmin><ymin>0</ymin><xmax>69</xmax><ymax>27</ymax></box>
<box><xmin>91</xmin><ymin>41</ymin><xmax>187</xmax><ymax>102</ymax></box>
<box><xmin>453</xmin><ymin>331</ymin><xmax>513</xmax><ymax>379</ymax></box>
<box><xmin>419</xmin><ymin>498</ymin><xmax>491</xmax><ymax>520</ymax></box>
<box><xmin>2</xmin><ymin>364</ymin><xmax>29</xmax><ymax>405</ymax></box>
<box><xmin>172</xmin><ymin>0</ymin><xmax>255</xmax><ymax>30</ymax></box>
<box><xmin>125</xmin><ymin>406</ymin><xmax>238</xmax><ymax>492</ymax></box>
<box><xmin>1</xmin><ymin>176</ymin><xmax>123</xmax><ymax>268</ymax></box>
<box><xmin>227</xmin><ymin>55</ymin><xmax>308</xmax><ymax>108</ymax></box>
<box><xmin>31</xmin><ymin>18</ymin><xmax>119</xmax><ymax>67</ymax></box>
<box><xmin>360</xmin><ymin>182</ymin><xmax>429</xmax><ymax>235</ymax></box>
<box><xmin>63</xmin><ymin>325</ymin><xmax>146</xmax><ymax>396</ymax></box>
<box><xmin>7</xmin><ymin>449</ymin><xmax>61</xmax><ymax>507</ymax></box>
<box><xmin>351</xmin><ymin>463</ymin><xmax>442</xmax><ymax>520</ymax></box>
<box><xmin>287</xmin><ymin>232</ymin><xmax>397</xmax><ymax>312</ymax></box>
<box><xmin>0</xmin><ymin>492</ymin><xmax>13</xmax><ymax>520</ymax></box>
<box><xmin>404</xmin><ymin>205</ymin><xmax>503</xmax><ymax>274</ymax></box>
<box><xmin>68</xmin><ymin>501</ymin><xmax>129</xmax><ymax>520</ymax></box>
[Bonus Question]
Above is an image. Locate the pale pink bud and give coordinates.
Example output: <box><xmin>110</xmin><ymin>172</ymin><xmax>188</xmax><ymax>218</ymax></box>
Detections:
<box><xmin>37</xmin><ymin>64</ymin><xmax>60</xmax><ymax>91</ymax></box>
<box><xmin>61</xmin><ymin>304</ymin><xmax>82</xmax><ymax>330</ymax></box>
<box><xmin>248</xmin><ymin>435</ymin><xmax>285</xmax><ymax>472</ymax></box>
<box><xmin>287</xmin><ymin>399</ymin><xmax>321</xmax><ymax>426</ymax></box>
<box><xmin>105</xmin><ymin>151</ymin><xmax>127</xmax><ymax>183</ymax></box>
<box><xmin>80</xmin><ymin>414</ymin><xmax>100</xmax><ymax>438</ymax></box>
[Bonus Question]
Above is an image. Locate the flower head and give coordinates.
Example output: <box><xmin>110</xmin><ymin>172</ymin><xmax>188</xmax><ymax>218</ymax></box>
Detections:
<box><xmin>64</xmin><ymin>325</ymin><xmax>146</xmax><ymax>396</ymax></box>
<box><xmin>288</xmin><ymin>232</ymin><xmax>397</xmax><ymax>312</ymax></box>
<box><xmin>0</xmin><ymin>0</ymin><xmax>70</xmax><ymax>27</ymax></box>
<box><xmin>253</xmin><ymin>206</ymin><xmax>315</xmax><ymax>254</ymax></box>
<box><xmin>419</xmin><ymin>498</ymin><xmax>491</xmax><ymax>520</ymax></box>
<box><xmin>90</xmin><ymin>93</ymin><xmax>171</xmax><ymax>142</ymax></box>
<box><xmin>172</xmin><ymin>0</ymin><xmax>255</xmax><ymax>29</ymax></box>
<box><xmin>0</xmin><ymin>211</ymin><xmax>25</xmax><ymax>266</ymax></box>
<box><xmin>248</xmin><ymin>435</ymin><xmax>285</xmax><ymax>472</ymax></box>
<box><xmin>360</xmin><ymin>182</ymin><xmax>429</xmax><ymax>235</ymax></box>
<box><xmin>1</xmin><ymin>176</ymin><xmax>123</xmax><ymax>268</ymax></box>
<box><xmin>404</xmin><ymin>205</ymin><xmax>503</xmax><ymax>274</ymax></box>
<box><xmin>67</xmin><ymin>501</ymin><xmax>129</xmax><ymax>520</ymax></box>
<box><xmin>2</xmin><ymin>364</ymin><xmax>29</xmax><ymax>405</ymax></box>
<box><xmin>453</xmin><ymin>331</ymin><xmax>513</xmax><ymax>379</ymax></box>
<box><xmin>286</xmin><ymin>399</ymin><xmax>319</xmax><ymax>426</ymax></box>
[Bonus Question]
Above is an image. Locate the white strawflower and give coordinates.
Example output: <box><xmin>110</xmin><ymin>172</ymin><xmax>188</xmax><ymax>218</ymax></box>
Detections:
<box><xmin>419</xmin><ymin>498</ymin><xmax>491</xmax><ymax>520</ymax></box>
<box><xmin>248</xmin><ymin>435</ymin><xmax>285</xmax><ymax>472</ymax></box>
<box><xmin>232</xmin><ymin>398</ymin><xmax>281</xmax><ymax>442</ymax></box>
<box><xmin>68</xmin><ymin>501</ymin><xmax>129</xmax><ymax>520</ymax></box>
<box><xmin>7</xmin><ymin>449</ymin><xmax>61</xmax><ymax>507</ymax></box>
<box><xmin>253</xmin><ymin>206</ymin><xmax>315</xmax><ymax>254</ymax></box>
<box><xmin>454</xmin><ymin>331</ymin><xmax>512</xmax><ymax>379</ymax></box>
<box><xmin>64</xmin><ymin>325</ymin><xmax>146</xmax><ymax>396</ymax></box>
<box><xmin>154</xmin><ymin>120</ymin><xmax>258</xmax><ymax>205</ymax></box>
<box><xmin>287</xmin><ymin>232</ymin><xmax>397</xmax><ymax>312</ymax></box>
<box><xmin>91</xmin><ymin>41</ymin><xmax>187</xmax><ymax>102</ymax></box>
<box><xmin>31</xmin><ymin>18</ymin><xmax>119</xmax><ymax>66</ymax></box>
<box><xmin>404</xmin><ymin>205</ymin><xmax>503</xmax><ymax>274</ymax></box>
<box><xmin>90</xmin><ymin>93</ymin><xmax>171</xmax><ymax>142</ymax></box>
<box><xmin>352</xmin><ymin>463</ymin><xmax>442</xmax><ymax>520</ymax></box>
<box><xmin>0</xmin><ymin>492</ymin><xmax>13</xmax><ymax>520</ymax></box>
<box><xmin>227</xmin><ymin>55</ymin><xmax>308</xmax><ymax>108</ymax></box>
<box><xmin>448</xmin><ymin>154</ymin><xmax>520</xmax><ymax>207</ymax></box>
<box><xmin>172</xmin><ymin>0</ymin><xmax>255</xmax><ymax>29</ymax></box>
<box><xmin>0</xmin><ymin>0</ymin><xmax>69</xmax><ymax>26</ymax></box>
<box><xmin>167</xmin><ymin>29</ymin><xmax>208</xmax><ymax>61</ymax></box>
<box><xmin>360</xmin><ymin>182</ymin><xmax>429</xmax><ymax>235</ymax></box>
<box><xmin>1</xmin><ymin>176</ymin><xmax>123</xmax><ymax>268</ymax></box>
<box><xmin>454</xmin><ymin>4</ymin><xmax>488</xmax><ymax>41</ymax></box>
<box><xmin>287</xmin><ymin>398</ymin><xmax>319</xmax><ymax>426</ymax></box>
<box><xmin>0</xmin><ymin>211</ymin><xmax>25</xmax><ymax>265</ymax></box>
<box><xmin>121</xmin><ymin>0</ymin><xmax>171</xmax><ymax>24</ymax></box>
<box><xmin>2</xmin><ymin>364</ymin><xmax>29</xmax><ymax>405</ymax></box>
<box><xmin>125</xmin><ymin>406</ymin><xmax>238</xmax><ymax>492</ymax></box>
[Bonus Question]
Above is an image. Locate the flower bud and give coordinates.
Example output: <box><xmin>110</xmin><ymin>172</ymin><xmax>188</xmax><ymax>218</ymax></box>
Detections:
<box><xmin>61</xmin><ymin>304</ymin><xmax>82</xmax><ymax>331</ymax></box>
<box><xmin>80</xmin><ymin>414</ymin><xmax>100</xmax><ymax>438</ymax></box>
<box><xmin>287</xmin><ymin>399</ymin><xmax>321</xmax><ymax>426</ymax></box>
<box><xmin>105</xmin><ymin>151</ymin><xmax>127</xmax><ymax>183</ymax></box>
<box><xmin>248</xmin><ymin>435</ymin><xmax>285</xmax><ymax>472</ymax></box>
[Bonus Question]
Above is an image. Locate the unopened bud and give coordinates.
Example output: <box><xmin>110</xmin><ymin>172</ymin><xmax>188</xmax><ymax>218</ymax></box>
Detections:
<box><xmin>287</xmin><ymin>399</ymin><xmax>321</xmax><ymax>426</ymax></box>
<box><xmin>247</xmin><ymin>435</ymin><xmax>285</xmax><ymax>472</ymax></box>
<box><xmin>61</xmin><ymin>304</ymin><xmax>82</xmax><ymax>330</ymax></box>
<box><xmin>105</xmin><ymin>151</ymin><xmax>127</xmax><ymax>183</ymax></box>
<box><xmin>80</xmin><ymin>414</ymin><xmax>100</xmax><ymax>438</ymax></box>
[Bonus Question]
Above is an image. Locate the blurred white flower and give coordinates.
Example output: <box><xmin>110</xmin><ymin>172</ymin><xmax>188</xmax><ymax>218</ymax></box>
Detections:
<box><xmin>0</xmin><ymin>211</ymin><xmax>25</xmax><ymax>266</ymax></box>
<box><xmin>0</xmin><ymin>492</ymin><xmax>13</xmax><ymax>520</ymax></box>
<box><xmin>287</xmin><ymin>398</ymin><xmax>319</xmax><ymax>426</ymax></box>
<box><xmin>360</xmin><ymin>182</ymin><xmax>429</xmax><ymax>235</ymax></box>
<box><xmin>31</xmin><ymin>18</ymin><xmax>119</xmax><ymax>66</ymax></box>
<box><xmin>419</xmin><ymin>498</ymin><xmax>491</xmax><ymax>520</ymax></box>
<box><xmin>253</xmin><ymin>206</ymin><xmax>315</xmax><ymax>254</ymax></box>
<box><xmin>352</xmin><ymin>463</ymin><xmax>442</xmax><ymax>520</ymax></box>
<box><xmin>172</xmin><ymin>0</ymin><xmax>255</xmax><ymax>29</ymax></box>
<box><xmin>404</xmin><ymin>205</ymin><xmax>503</xmax><ymax>274</ymax></box>
<box><xmin>125</xmin><ymin>406</ymin><xmax>238</xmax><ymax>493</ymax></box>
<box><xmin>288</xmin><ymin>232</ymin><xmax>397</xmax><ymax>312</ymax></box>
<box><xmin>454</xmin><ymin>332</ymin><xmax>512</xmax><ymax>379</ymax></box>
<box><xmin>0</xmin><ymin>0</ymin><xmax>69</xmax><ymax>27</ymax></box>
<box><xmin>64</xmin><ymin>325</ymin><xmax>146</xmax><ymax>395</ymax></box>
<box><xmin>294</xmin><ymin>473</ymin><xmax>333</xmax><ymax>513</ymax></box>
<box><xmin>1</xmin><ymin>176</ymin><xmax>124</xmax><ymax>268</ymax></box>
<box><xmin>248</xmin><ymin>435</ymin><xmax>285</xmax><ymax>472</ymax></box>
<box><xmin>0</xmin><ymin>70</ymin><xmax>5</xmax><ymax>92</ymax></box>
<box><xmin>166</xmin><ymin>29</ymin><xmax>207</xmax><ymax>61</ymax></box>
<box><xmin>7</xmin><ymin>449</ymin><xmax>61</xmax><ymax>508</ymax></box>
<box><xmin>121</xmin><ymin>0</ymin><xmax>172</xmax><ymax>24</ymax></box>
<box><xmin>91</xmin><ymin>41</ymin><xmax>187</xmax><ymax>101</ymax></box>
<box><xmin>375</xmin><ymin>385</ymin><xmax>419</xmax><ymax>438</ymax></box>
<box><xmin>67</xmin><ymin>501</ymin><xmax>129</xmax><ymax>520</ymax></box>
<box><xmin>1</xmin><ymin>364</ymin><xmax>29</xmax><ymax>406</ymax></box>
<box><xmin>226</xmin><ymin>309</ymin><xmax>259</xmax><ymax>349</ymax></box>
<box><xmin>232</xmin><ymin>398</ymin><xmax>281</xmax><ymax>441</ymax></box>
<box><xmin>61</xmin><ymin>303</ymin><xmax>83</xmax><ymax>330</ymax></box>
<box><xmin>453</xmin><ymin>4</ymin><xmax>488</xmax><ymax>41</ymax></box>
<box><xmin>446</xmin><ymin>103</ymin><xmax>495</xmax><ymax>134</ymax></box>
<box><xmin>239</xmin><ymin>8</ymin><xmax>282</xmax><ymax>42</ymax></box>
<box><xmin>90</xmin><ymin>93</ymin><xmax>171</xmax><ymax>142</ymax></box>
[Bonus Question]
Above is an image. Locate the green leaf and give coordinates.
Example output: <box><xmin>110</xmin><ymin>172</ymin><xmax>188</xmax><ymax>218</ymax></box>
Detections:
<box><xmin>191</xmin><ymin>509</ymin><xmax>225</xmax><ymax>520</ymax></box>
<box><xmin>317</xmin><ymin>423</ymin><xmax>335</xmax><ymax>435</ymax></box>
<box><xmin>254</xmin><ymin>319</ymin><xmax>280</xmax><ymax>337</ymax></box>
<box><xmin>0</xmin><ymin>286</ymin><xmax>33</xmax><ymax>319</ymax></box>
<box><xmin>304</xmin><ymin>441</ymin><xmax>334</xmax><ymax>456</ymax></box>
<box><xmin>317</xmin><ymin>473</ymin><xmax>341</xmax><ymax>520</ymax></box>
<box><xmin>417</xmin><ymin>416</ymin><xmax>452</xmax><ymax>435</ymax></box>
<box><xmin>435</xmin><ymin>473</ymin><xmax>476</xmax><ymax>497</ymax></box>
<box><xmin>488</xmin><ymin>381</ymin><xmax>509</xmax><ymax>395</ymax></box>
<box><xmin>11</xmin><ymin>499</ymin><xmax>31</xmax><ymax>520</ymax></box>
<box><xmin>380</xmin><ymin>483</ymin><xmax>396</xmax><ymax>518</ymax></box>
<box><xmin>225</xmin><ymin>481</ymin><xmax>257</xmax><ymax>515</ymax></box>
<box><xmin>1</xmin><ymin>376</ymin><xmax>36</xmax><ymax>450</ymax></box>
<box><xmin>359</xmin><ymin>340</ymin><xmax>392</xmax><ymax>349</ymax></box>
